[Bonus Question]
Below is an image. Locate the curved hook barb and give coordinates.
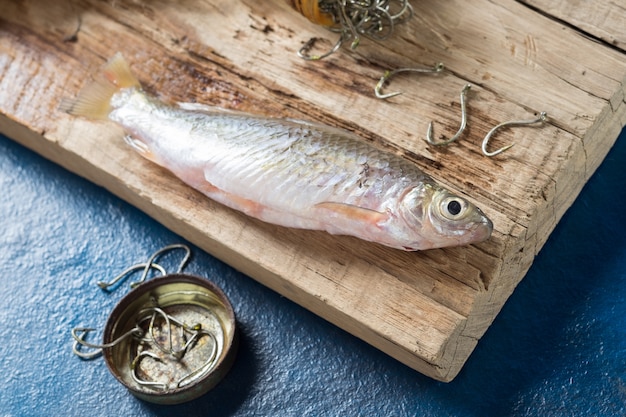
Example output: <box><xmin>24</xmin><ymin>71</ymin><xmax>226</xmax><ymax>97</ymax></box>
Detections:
<box><xmin>426</xmin><ymin>83</ymin><xmax>472</xmax><ymax>146</ymax></box>
<box><xmin>375</xmin><ymin>63</ymin><xmax>445</xmax><ymax>99</ymax></box>
<box><xmin>482</xmin><ymin>111</ymin><xmax>548</xmax><ymax>156</ymax></box>
<box><xmin>297</xmin><ymin>32</ymin><xmax>348</xmax><ymax>61</ymax></box>
<box><xmin>131</xmin><ymin>351</ymin><xmax>168</xmax><ymax>391</ymax></box>
<box><xmin>176</xmin><ymin>330</ymin><xmax>219</xmax><ymax>388</ymax></box>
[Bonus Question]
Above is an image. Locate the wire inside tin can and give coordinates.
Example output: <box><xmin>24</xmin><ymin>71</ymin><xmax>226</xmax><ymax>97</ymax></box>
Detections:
<box><xmin>71</xmin><ymin>245</ymin><xmax>237</xmax><ymax>404</ymax></box>
<box><xmin>123</xmin><ymin>303</ymin><xmax>222</xmax><ymax>391</ymax></box>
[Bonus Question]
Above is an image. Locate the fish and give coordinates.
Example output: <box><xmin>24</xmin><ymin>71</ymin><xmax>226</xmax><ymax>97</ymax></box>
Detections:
<box><xmin>63</xmin><ymin>53</ymin><xmax>493</xmax><ymax>251</ymax></box>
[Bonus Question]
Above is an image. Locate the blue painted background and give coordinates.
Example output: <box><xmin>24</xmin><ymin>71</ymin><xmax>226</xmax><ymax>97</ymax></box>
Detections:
<box><xmin>0</xmin><ymin>128</ymin><xmax>624</xmax><ymax>417</ymax></box>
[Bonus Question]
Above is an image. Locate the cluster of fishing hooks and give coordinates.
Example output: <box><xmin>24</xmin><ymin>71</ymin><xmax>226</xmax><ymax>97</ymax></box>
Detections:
<box><xmin>73</xmin><ymin>305</ymin><xmax>219</xmax><ymax>391</ymax></box>
<box><xmin>373</xmin><ymin>63</ymin><xmax>549</xmax><ymax>156</ymax></box>
<box><xmin>131</xmin><ymin>305</ymin><xmax>219</xmax><ymax>390</ymax></box>
<box><xmin>298</xmin><ymin>0</ymin><xmax>414</xmax><ymax>60</ymax></box>
<box><xmin>71</xmin><ymin>244</ymin><xmax>222</xmax><ymax>391</ymax></box>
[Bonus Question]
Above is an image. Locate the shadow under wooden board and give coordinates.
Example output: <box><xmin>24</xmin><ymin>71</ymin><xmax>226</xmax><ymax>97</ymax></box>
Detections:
<box><xmin>1</xmin><ymin>0</ymin><xmax>624</xmax><ymax>381</ymax></box>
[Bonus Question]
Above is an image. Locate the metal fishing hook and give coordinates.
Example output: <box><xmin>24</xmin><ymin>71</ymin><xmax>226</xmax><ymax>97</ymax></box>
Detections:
<box><xmin>482</xmin><ymin>111</ymin><xmax>548</xmax><ymax>156</ymax></box>
<box><xmin>131</xmin><ymin>351</ymin><xmax>168</xmax><ymax>390</ymax></box>
<box><xmin>426</xmin><ymin>83</ymin><xmax>472</xmax><ymax>146</ymax></box>
<box><xmin>97</xmin><ymin>262</ymin><xmax>167</xmax><ymax>291</ymax></box>
<box><xmin>388</xmin><ymin>0</ymin><xmax>414</xmax><ymax>23</ymax></box>
<box><xmin>130</xmin><ymin>307</ymin><xmax>220</xmax><ymax>390</ymax></box>
<box><xmin>176</xmin><ymin>331</ymin><xmax>219</xmax><ymax>388</ymax></box>
<box><xmin>136</xmin><ymin>306</ymin><xmax>205</xmax><ymax>360</ymax></box>
<box><xmin>71</xmin><ymin>326</ymin><xmax>144</xmax><ymax>360</ymax></box>
<box><xmin>375</xmin><ymin>63</ymin><xmax>445</xmax><ymax>99</ymax></box>
<box><xmin>296</xmin><ymin>0</ymin><xmax>414</xmax><ymax>60</ymax></box>
<box><xmin>129</xmin><ymin>244</ymin><xmax>192</xmax><ymax>289</ymax></box>
<box><xmin>366</xmin><ymin>5</ymin><xmax>394</xmax><ymax>40</ymax></box>
<box><xmin>297</xmin><ymin>32</ymin><xmax>349</xmax><ymax>61</ymax></box>
<box><xmin>337</xmin><ymin>1</ymin><xmax>359</xmax><ymax>48</ymax></box>
<box><xmin>164</xmin><ymin>315</ymin><xmax>205</xmax><ymax>356</ymax></box>
<box><xmin>97</xmin><ymin>244</ymin><xmax>191</xmax><ymax>290</ymax></box>
<box><xmin>130</xmin><ymin>331</ymin><xmax>219</xmax><ymax>391</ymax></box>
<box><xmin>147</xmin><ymin>307</ymin><xmax>178</xmax><ymax>357</ymax></box>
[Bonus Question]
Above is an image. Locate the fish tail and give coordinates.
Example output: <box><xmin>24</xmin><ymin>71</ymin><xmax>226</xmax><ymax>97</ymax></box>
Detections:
<box><xmin>61</xmin><ymin>53</ymin><xmax>141</xmax><ymax>119</ymax></box>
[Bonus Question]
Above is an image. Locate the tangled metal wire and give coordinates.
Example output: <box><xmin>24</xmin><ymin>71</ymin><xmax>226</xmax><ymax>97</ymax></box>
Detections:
<box><xmin>299</xmin><ymin>0</ymin><xmax>414</xmax><ymax>60</ymax></box>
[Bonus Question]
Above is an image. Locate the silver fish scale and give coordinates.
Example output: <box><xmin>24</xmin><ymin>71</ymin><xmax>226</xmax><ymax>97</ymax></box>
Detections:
<box><xmin>112</xmin><ymin>90</ymin><xmax>433</xmax><ymax>213</ymax></box>
<box><xmin>190</xmin><ymin>114</ymin><xmax>431</xmax><ymax>212</ymax></box>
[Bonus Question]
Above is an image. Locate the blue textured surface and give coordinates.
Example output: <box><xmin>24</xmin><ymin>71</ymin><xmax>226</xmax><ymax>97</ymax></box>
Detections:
<box><xmin>0</xmin><ymin>129</ymin><xmax>625</xmax><ymax>417</ymax></box>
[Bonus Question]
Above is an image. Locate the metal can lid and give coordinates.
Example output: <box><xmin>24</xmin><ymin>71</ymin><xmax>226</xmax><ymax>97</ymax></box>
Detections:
<box><xmin>102</xmin><ymin>274</ymin><xmax>237</xmax><ymax>405</ymax></box>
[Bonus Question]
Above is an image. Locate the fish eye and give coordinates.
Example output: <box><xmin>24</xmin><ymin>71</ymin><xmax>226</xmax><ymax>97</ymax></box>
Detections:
<box><xmin>440</xmin><ymin>197</ymin><xmax>468</xmax><ymax>220</ymax></box>
<box><xmin>447</xmin><ymin>200</ymin><xmax>462</xmax><ymax>216</ymax></box>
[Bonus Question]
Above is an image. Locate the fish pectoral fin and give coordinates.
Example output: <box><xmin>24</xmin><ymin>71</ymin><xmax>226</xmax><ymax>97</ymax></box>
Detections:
<box><xmin>124</xmin><ymin>135</ymin><xmax>157</xmax><ymax>163</ymax></box>
<box><xmin>314</xmin><ymin>202</ymin><xmax>388</xmax><ymax>225</ymax></box>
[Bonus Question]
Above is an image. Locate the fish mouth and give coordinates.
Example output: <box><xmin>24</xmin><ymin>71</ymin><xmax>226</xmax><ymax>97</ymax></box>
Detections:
<box><xmin>405</xmin><ymin>215</ymin><xmax>493</xmax><ymax>250</ymax></box>
<box><xmin>470</xmin><ymin>216</ymin><xmax>493</xmax><ymax>243</ymax></box>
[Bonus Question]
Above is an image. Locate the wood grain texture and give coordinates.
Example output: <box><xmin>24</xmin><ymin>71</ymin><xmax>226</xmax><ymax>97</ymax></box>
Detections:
<box><xmin>521</xmin><ymin>0</ymin><xmax>626</xmax><ymax>50</ymax></box>
<box><xmin>1</xmin><ymin>0</ymin><xmax>624</xmax><ymax>381</ymax></box>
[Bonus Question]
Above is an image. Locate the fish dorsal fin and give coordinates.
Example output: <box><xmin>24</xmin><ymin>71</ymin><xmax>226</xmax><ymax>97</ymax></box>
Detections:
<box><xmin>177</xmin><ymin>102</ymin><xmax>260</xmax><ymax>118</ymax></box>
<box><xmin>314</xmin><ymin>202</ymin><xmax>388</xmax><ymax>225</ymax></box>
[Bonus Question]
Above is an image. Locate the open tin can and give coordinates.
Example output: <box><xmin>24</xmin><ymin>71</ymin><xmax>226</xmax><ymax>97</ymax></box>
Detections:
<box><xmin>101</xmin><ymin>273</ymin><xmax>237</xmax><ymax>405</ymax></box>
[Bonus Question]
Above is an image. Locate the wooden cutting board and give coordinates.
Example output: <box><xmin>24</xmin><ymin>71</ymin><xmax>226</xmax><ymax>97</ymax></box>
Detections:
<box><xmin>1</xmin><ymin>0</ymin><xmax>624</xmax><ymax>381</ymax></box>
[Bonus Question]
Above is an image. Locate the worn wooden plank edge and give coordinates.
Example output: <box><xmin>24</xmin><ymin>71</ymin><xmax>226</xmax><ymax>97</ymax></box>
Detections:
<box><xmin>1</xmin><ymin>0</ymin><xmax>626</xmax><ymax>381</ymax></box>
<box><xmin>521</xmin><ymin>0</ymin><xmax>626</xmax><ymax>50</ymax></box>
